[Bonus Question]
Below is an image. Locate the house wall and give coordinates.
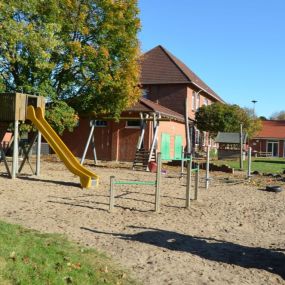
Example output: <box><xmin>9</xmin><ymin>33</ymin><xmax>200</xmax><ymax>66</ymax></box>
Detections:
<box><xmin>144</xmin><ymin>84</ymin><xmax>187</xmax><ymax>116</ymax></box>
<box><xmin>62</xmin><ymin>117</ymin><xmax>152</xmax><ymax>162</ymax></box>
<box><xmin>157</xmin><ymin>121</ymin><xmax>186</xmax><ymax>159</ymax></box>
<box><xmin>250</xmin><ymin>138</ymin><xmax>285</xmax><ymax>157</ymax></box>
<box><xmin>62</xmin><ymin>118</ymin><xmax>112</xmax><ymax>160</ymax></box>
<box><xmin>144</xmin><ymin>84</ymin><xmax>217</xmax><ymax>123</ymax></box>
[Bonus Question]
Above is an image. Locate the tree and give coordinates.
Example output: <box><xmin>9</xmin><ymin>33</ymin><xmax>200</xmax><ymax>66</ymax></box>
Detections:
<box><xmin>270</xmin><ymin>111</ymin><xmax>285</xmax><ymax>120</ymax></box>
<box><xmin>195</xmin><ymin>103</ymin><xmax>262</xmax><ymax>138</ymax></box>
<box><xmin>0</xmin><ymin>0</ymin><xmax>141</xmax><ymax>132</ymax></box>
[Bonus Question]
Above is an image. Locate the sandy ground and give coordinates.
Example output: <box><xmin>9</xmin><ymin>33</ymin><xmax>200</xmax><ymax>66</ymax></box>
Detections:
<box><xmin>0</xmin><ymin>158</ymin><xmax>284</xmax><ymax>285</ymax></box>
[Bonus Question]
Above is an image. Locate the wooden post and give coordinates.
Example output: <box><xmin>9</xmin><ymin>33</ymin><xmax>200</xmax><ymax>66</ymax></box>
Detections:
<box><xmin>247</xmin><ymin>147</ymin><xmax>252</xmax><ymax>179</ymax></box>
<box><xmin>240</xmin><ymin>123</ymin><xmax>243</xmax><ymax>170</ymax></box>
<box><xmin>181</xmin><ymin>147</ymin><xmax>184</xmax><ymax>176</ymax></box>
<box><xmin>185</xmin><ymin>96</ymin><xmax>191</xmax><ymax>153</ymax></box>
<box><xmin>109</xmin><ymin>176</ymin><xmax>115</xmax><ymax>212</ymax></box>
<box><xmin>148</xmin><ymin>113</ymin><xmax>160</xmax><ymax>166</ymax></box>
<box><xmin>194</xmin><ymin>165</ymin><xmax>199</xmax><ymax>200</ymax></box>
<box><xmin>91</xmin><ymin>132</ymin><xmax>97</xmax><ymax>165</ymax></box>
<box><xmin>186</xmin><ymin>155</ymin><xmax>192</xmax><ymax>208</ymax></box>
<box><xmin>36</xmin><ymin>131</ymin><xmax>41</xmax><ymax>176</ymax></box>
<box><xmin>18</xmin><ymin>133</ymin><xmax>38</xmax><ymax>174</ymax></box>
<box><xmin>205</xmin><ymin>145</ymin><xmax>210</xmax><ymax>189</ymax></box>
<box><xmin>155</xmin><ymin>152</ymin><xmax>161</xmax><ymax>212</ymax></box>
<box><xmin>12</xmin><ymin>120</ymin><xmax>19</xmax><ymax>179</ymax></box>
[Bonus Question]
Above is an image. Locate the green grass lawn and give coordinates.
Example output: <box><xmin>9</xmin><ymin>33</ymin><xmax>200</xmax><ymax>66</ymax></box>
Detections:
<box><xmin>0</xmin><ymin>221</ymin><xmax>137</xmax><ymax>285</ymax></box>
<box><xmin>215</xmin><ymin>157</ymin><xmax>285</xmax><ymax>174</ymax></box>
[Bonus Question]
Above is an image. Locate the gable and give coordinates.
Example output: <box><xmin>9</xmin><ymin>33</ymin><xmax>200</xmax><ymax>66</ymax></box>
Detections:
<box><xmin>140</xmin><ymin>45</ymin><xmax>224</xmax><ymax>103</ymax></box>
<box><xmin>140</xmin><ymin>46</ymin><xmax>189</xmax><ymax>84</ymax></box>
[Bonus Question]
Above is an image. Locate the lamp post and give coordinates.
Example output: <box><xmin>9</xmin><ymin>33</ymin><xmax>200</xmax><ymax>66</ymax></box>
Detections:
<box><xmin>251</xmin><ymin>100</ymin><xmax>258</xmax><ymax>114</ymax></box>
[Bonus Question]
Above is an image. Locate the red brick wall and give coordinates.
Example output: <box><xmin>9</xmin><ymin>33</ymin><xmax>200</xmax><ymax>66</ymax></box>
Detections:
<box><xmin>250</xmin><ymin>139</ymin><xmax>285</xmax><ymax>157</ymax></box>
<box><xmin>145</xmin><ymin>84</ymin><xmax>187</xmax><ymax>115</ymax></box>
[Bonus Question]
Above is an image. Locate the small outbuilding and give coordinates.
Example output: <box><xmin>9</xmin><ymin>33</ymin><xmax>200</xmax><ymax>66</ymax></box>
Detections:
<box><xmin>215</xmin><ymin>132</ymin><xmax>247</xmax><ymax>160</ymax></box>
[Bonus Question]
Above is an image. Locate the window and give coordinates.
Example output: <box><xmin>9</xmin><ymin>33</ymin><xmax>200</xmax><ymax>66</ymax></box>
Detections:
<box><xmin>95</xmin><ymin>121</ymin><xmax>107</xmax><ymax>127</ymax></box>
<box><xmin>126</xmin><ymin>120</ymin><xmax>141</xmax><ymax>128</ymax></box>
<box><xmin>203</xmin><ymin>98</ymin><xmax>208</xmax><ymax>106</ymax></box>
<box><xmin>195</xmin><ymin>129</ymin><xmax>200</xmax><ymax>145</ymax></box>
<box><xmin>192</xmin><ymin>92</ymin><xmax>195</xmax><ymax>111</ymax></box>
<box><xmin>196</xmin><ymin>94</ymin><xmax>200</xmax><ymax>109</ymax></box>
<box><xmin>141</xmin><ymin>89</ymin><xmax>149</xmax><ymax>99</ymax></box>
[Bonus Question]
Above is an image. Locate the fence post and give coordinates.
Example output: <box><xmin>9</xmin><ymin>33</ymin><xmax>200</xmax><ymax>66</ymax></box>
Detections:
<box><xmin>247</xmin><ymin>147</ymin><xmax>252</xmax><ymax>179</ymax></box>
<box><xmin>186</xmin><ymin>155</ymin><xmax>192</xmax><ymax>209</ymax></box>
<box><xmin>155</xmin><ymin>152</ymin><xmax>162</xmax><ymax>212</ymax></box>
<box><xmin>194</xmin><ymin>165</ymin><xmax>199</xmax><ymax>200</ymax></box>
<box><xmin>12</xmin><ymin>120</ymin><xmax>19</xmax><ymax>179</ymax></box>
<box><xmin>109</xmin><ymin>176</ymin><xmax>115</xmax><ymax>212</ymax></box>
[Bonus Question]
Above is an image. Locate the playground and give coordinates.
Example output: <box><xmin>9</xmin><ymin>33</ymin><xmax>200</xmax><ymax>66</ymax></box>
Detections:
<box><xmin>0</xmin><ymin>158</ymin><xmax>284</xmax><ymax>285</ymax></box>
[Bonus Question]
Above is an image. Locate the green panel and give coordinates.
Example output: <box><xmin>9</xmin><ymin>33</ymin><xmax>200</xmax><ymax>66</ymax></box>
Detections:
<box><xmin>161</xmin><ymin>133</ymin><xmax>171</xmax><ymax>160</ymax></box>
<box><xmin>174</xmin><ymin>135</ymin><xmax>183</xmax><ymax>159</ymax></box>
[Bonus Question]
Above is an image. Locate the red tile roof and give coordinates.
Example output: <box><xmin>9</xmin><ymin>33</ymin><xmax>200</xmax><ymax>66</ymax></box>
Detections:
<box><xmin>255</xmin><ymin>120</ymin><xmax>285</xmax><ymax>139</ymax></box>
<box><xmin>126</xmin><ymin>98</ymin><xmax>186</xmax><ymax>122</ymax></box>
<box><xmin>140</xmin><ymin>45</ymin><xmax>224</xmax><ymax>103</ymax></box>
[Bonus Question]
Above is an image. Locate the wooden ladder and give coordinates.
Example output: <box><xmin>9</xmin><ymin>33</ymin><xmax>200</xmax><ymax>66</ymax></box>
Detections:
<box><xmin>132</xmin><ymin>149</ymin><xmax>156</xmax><ymax>171</ymax></box>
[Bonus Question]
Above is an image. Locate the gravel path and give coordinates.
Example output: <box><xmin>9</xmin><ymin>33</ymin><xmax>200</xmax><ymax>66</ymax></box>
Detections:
<box><xmin>0</xmin><ymin>159</ymin><xmax>284</xmax><ymax>285</ymax></box>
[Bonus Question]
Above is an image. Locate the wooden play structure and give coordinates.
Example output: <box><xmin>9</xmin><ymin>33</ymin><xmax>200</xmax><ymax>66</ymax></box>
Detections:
<box><xmin>0</xmin><ymin>93</ymin><xmax>99</xmax><ymax>188</ymax></box>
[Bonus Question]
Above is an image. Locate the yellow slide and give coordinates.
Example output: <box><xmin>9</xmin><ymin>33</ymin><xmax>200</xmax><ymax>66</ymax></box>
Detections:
<box><xmin>26</xmin><ymin>105</ymin><xmax>99</xmax><ymax>188</ymax></box>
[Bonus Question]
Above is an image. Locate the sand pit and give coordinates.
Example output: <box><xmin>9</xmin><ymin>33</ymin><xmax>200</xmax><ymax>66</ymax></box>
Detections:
<box><xmin>0</xmin><ymin>159</ymin><xmax>284</xmax><ymax>285</ymax></box>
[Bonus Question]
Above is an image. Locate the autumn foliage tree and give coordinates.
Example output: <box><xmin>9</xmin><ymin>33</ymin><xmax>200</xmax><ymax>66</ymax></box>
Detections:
<box><xmin>0</xmin><ymin>0</ymin><xmax>141</xmax><ymax>133</ymax></box>
<box><xmin>196</xmin><ymin>103</ymin><xmax>262</xmax><ymax>139</ymax></box>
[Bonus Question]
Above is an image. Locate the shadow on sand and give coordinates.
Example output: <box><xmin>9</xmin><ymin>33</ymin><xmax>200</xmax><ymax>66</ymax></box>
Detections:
<box><xmin>81</xmin><ymin>226</ymin><xmax>285</xmax><ymax>279</ymax></box>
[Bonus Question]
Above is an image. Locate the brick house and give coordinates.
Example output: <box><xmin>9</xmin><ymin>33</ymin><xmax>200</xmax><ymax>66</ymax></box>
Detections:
<box><xmin>62</xmin><ymin>45</ymin><xmax>224</xmax><ymax>164</ymax></box>
<box><xmin>250</xmin><ymin>120</ymin><xmax>285</xmax><ymax>157</ymax></box>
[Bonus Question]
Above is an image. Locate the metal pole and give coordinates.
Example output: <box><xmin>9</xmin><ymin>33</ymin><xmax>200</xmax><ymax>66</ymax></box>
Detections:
<box><xmin>12</xmin><ymin>120</ymin><xmax>19</xmax><ymax>179</ymax></box>
<box><xmin>247</xmin><ymin>147</ymin><xmax>252</xmax><ymax>179</ymax></box>
<box><xmin>205</xmin><ymin>145</ymin><xmax>210</xmax><ymax>189</ymax></box>
<box><xmin>36</xmin><ymin>131</ymin><xmax>41</xmax><ymax>176</ymax></box>
<box><xmin>194</xmin><ymin>165</ymin><xmax>199</xmax><ymax>200</ymax></box>
<box><xmin>186</xmin><ymin>155</ymin><xmax>192</xmax><ymax>208</ymax></box>
<box><xmin>109</xmin><ymin>176</ymin><xmax>115</xmax><ymax>212</ymax></box>
<box><xmin>155</xmin><ymin>152</ymin><xmax>161</xmax><ymax>212</ymax></box>
<box><xmin>240</xmin><ymin>123</ymin><xmax>243</xmax><ymax>170</ymax></box>
<box><xmin>80</xmin><ymin>120</ymin><xmax>95</xmax><ymax>165</ymax></box>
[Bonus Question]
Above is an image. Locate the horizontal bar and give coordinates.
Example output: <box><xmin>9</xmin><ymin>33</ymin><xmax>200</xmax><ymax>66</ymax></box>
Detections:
<box><xmin>113</xmin><ymin>180</ymin><xmax>156</xmax><ymax>186</ymax></box>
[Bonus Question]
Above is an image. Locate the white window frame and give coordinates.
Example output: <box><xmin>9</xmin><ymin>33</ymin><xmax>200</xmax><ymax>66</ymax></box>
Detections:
<box><xmin>196</xmin><ymin>93</ymin><xmax>200</xmax><ymax>110</ymax></box>
<box><xmin>266</xmin><ymin>140</ymin><xmax>279</xmax><ymax>157</ymax></box>
<box><xmin>125</xmin><ymin>120</ymin><xmax>141</xmax><ymax>129</ymax></box>
<box><xmin>192</xmin><ymin>92</ymin><xmax>195</xmax><ymax>111</ymax></box>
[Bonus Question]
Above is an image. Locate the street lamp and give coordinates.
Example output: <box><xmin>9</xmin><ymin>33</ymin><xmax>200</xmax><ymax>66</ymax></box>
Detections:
<box><xmin>251</xmin><ymin>100</ymin><xmax>258</xmax><ymax>114</ymax></box>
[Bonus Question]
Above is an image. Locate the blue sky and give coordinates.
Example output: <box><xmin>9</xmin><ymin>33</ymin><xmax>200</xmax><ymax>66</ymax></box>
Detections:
<box><xmin>138</xmin><ymin>0</ymin><xmax>285</xmax><ymax>118</ymax></box>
